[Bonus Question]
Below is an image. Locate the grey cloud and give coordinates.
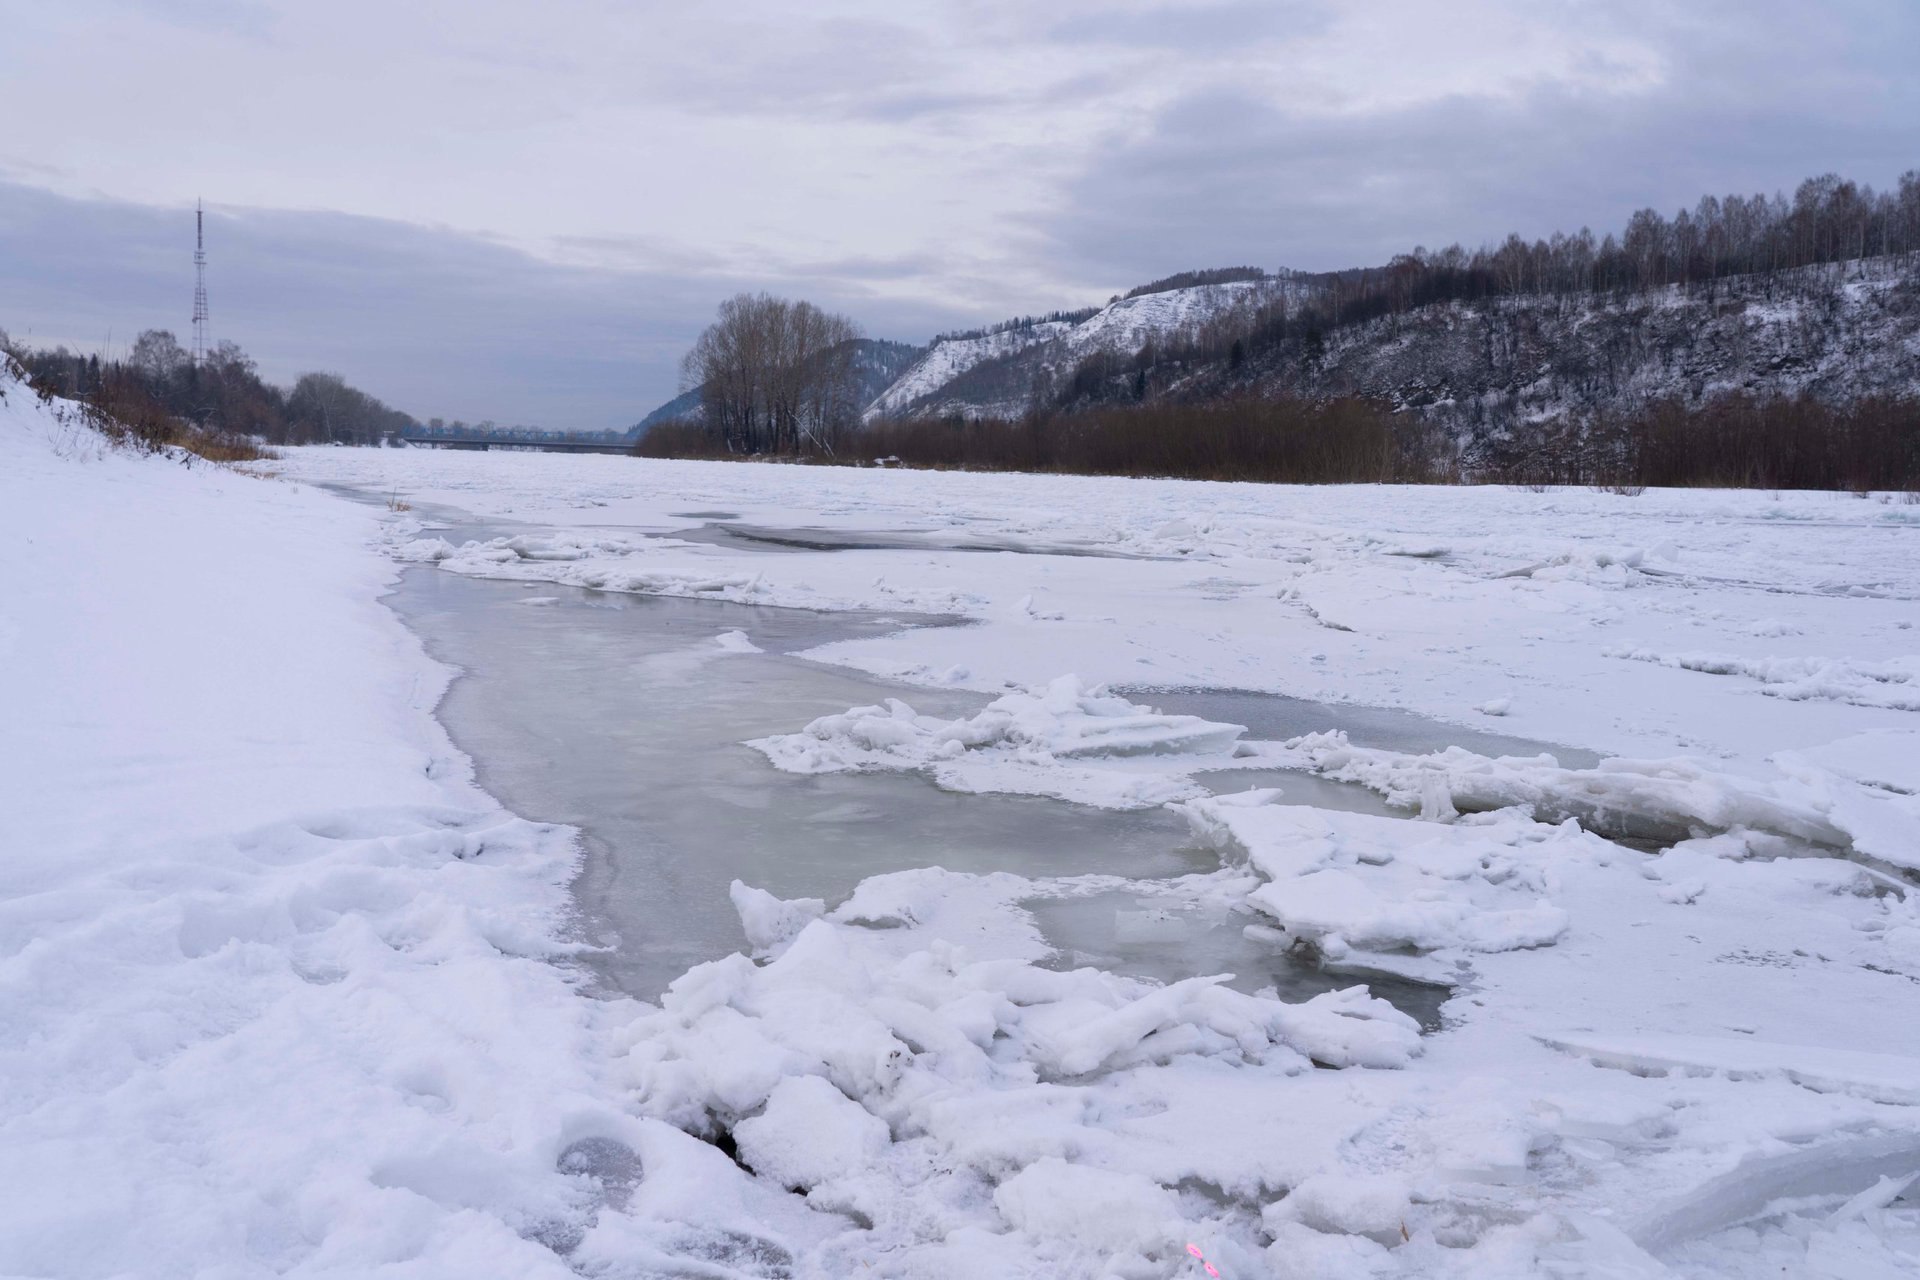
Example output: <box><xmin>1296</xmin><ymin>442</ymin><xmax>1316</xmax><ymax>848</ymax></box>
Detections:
<box><xmin>1045</xmin><ymin>1</ymin><xmax>1332</xmax><ymax>49</ymax></box>
<box><xmin>1035</xmin><ymin>31</ymin><xmax>1920</xmax><ymax>285</ymax></box>
<box><xmin>842</xmin><ymin>89</ymin><xmax>1005</xmax><ymax>125</ymax></box>
<box><xmin>0</xmin><ymin>184</ymin><xmax>974</xmax><ymax>430</ymax></box>
<box><xmin>640</xmin><ymin>16</ymin><xmax>955</xmax><ymax>122</ymax></box>
<box><xmin>114</xmin><ymin>0</ymin><xmax>278</xmax><ymax>39</ymax></box>
<box><xmin>5</xmin><ymin>0</ymin><xmax>1916</xmax><ymax>415</ymax></box>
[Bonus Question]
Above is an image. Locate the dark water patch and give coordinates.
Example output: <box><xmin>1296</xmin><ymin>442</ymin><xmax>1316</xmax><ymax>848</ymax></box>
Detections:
<box><xmin>388</xmin><ymin>569</ymin><xmax>1206</xmax><ymax>999</ymax></box>
<box><xmin>1130</xmin><ymin>687</ymin><xmax>1603</xmax><ymax>767</ymax></box>
<box><xmin>1197</xmin><ymin>768</ymin><xmax>1409</xmax><ymax>817</ymax></box>
<box><xmin>672</xmin><ymin>522</ymin><xmax>1170</xmax><ymax>559</ymax></box>
<box><xmin>311</xmin><ymin>481</ymin><xmax>522</xmax><ymax>545</ymax></box>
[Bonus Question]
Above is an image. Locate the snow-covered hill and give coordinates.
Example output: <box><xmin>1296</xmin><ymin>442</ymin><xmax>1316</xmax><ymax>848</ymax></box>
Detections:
<box><xmin>863</xmin><ymin>258</ymin><xmax>1920</xmax><ymax>429</ymax></box>
<box><xmin>866</xmin><ymin>279</ymin><xmax>1295</xmax><ymax>421</ymax></box>
<box><xmin>1235</xmin><ymin>258</ymin><xmax>1920</xmax><ymax>431</ymax></box>
<box><xmin>865</xmin><ymin>318</ymin><xmax>1079</xmax><ymax>420</ymax></box>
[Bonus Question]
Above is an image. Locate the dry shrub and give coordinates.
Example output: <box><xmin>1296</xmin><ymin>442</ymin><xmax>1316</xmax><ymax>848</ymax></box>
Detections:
<box><xmin>183</xmin><ymin>432</ymin><xmax>275</xmax><ymax>463</ymax></box>
<box><xmin>635</xmin><ymin>391</ymin><xmax>1918</xmax><ymax>492</ymax></box>
<box><xmin>633</xmin><ymin>419</ymin><xmax>730</xmax><ymax>459</ymax></box>
<box><xmin>30</xmin><ymin>367</ymin><xmax>277</xmax><ymax>464</ymax></box>
<box><xmin>643</xmin><ymin>398</ymin><xmax>1456</xmax><ymax>485</ymax></box>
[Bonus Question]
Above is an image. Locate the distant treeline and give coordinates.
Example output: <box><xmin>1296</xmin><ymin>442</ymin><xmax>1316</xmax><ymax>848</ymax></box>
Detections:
<box><xmin>2</xmin><ymin>328</ymin><xmax>413</xmax><ymax>446</ymax></box>
<box><xmin>636</xmin><ymin>399</ymin><xmax>1437</xmax><ymax>482</ymax></box>
<box><xmin>1120</xmin><ymin>267</ymin><xmax>1268</xmax><ymax>300</ymax></box>
<box><xmin>640</xmin><ymin>393</ymin><xmax>1920</xmax><ymax>491</ymax></box>
<box><xmin>930</xmin><ymin>308</ymin><xmax>1103</xmax><ymax>346</ymax></box>
<box><xmin>1486</xmin><ymin>394</ymin><xmax>1920</xmax><ymax>491</ymax></box>
<box><xmin>1337</xmin><ymin>172</ymin><xmax>1920</xmax><ymax>304</ymax></box>
<box><xmin>408</xmin><ymin>422</ymin><xmax>634</xmax><ymax>444</ymax></box>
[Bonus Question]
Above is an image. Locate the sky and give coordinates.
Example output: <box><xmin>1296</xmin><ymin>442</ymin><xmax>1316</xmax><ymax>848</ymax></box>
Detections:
<box><xmin>1</xmin><ymin>0</ymin><xmax>1915</xmax><ymax>430</ymax></box>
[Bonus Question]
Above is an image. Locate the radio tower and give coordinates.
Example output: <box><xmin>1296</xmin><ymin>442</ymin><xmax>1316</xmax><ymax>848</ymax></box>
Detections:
<box><xmin>191</xmin><ymin>200</ymin><xmax>210</xmax><ymax>366</ymax></box>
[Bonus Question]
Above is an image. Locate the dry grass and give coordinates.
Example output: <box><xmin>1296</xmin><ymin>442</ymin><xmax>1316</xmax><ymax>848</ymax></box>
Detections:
<box><xmin>181</xmin><ymin>431</ymin><xmax>276</xmax><ymax>464</ymax></box>
<box><xmin>31</xmin><ymin>368</ymin><xmax>278</xmax><ymax>465</ymax></box>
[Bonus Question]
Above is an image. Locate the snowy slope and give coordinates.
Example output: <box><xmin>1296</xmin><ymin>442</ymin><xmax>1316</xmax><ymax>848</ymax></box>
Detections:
<box><xmin>635</xmin><ymin>384</ymin><xmax>703</xmax><ymax>430</ymax></box>
<box><xmin>866</xmin><ymin>257</ymin><xmax>1920</xmax><ymax>427</ymax></box>
<box><xmin>0</xmin><ymin>361</ymin><xmax>625</xmax><ymax>1278</ymax></box>
<box><xmin>865</xmin><ymin>279</ymin><xmax>1292</xmax><ymax>420</ymax></box>
<box><xmin>1067</xmin><ymin>278</ymin><xmax>1268</xmax><ymax>356</ymax></box>
<box><xmin>864</xmin><ymin>318</ymin><xmax>1079</xmax><ymax>419</ymax></box>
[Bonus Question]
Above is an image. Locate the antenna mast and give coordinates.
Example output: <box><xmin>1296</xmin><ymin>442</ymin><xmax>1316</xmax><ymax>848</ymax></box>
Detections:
<box><xmin>191</xmin><ymin>200</ymin><xmax>210</xmax><ymax>366</ymax></box>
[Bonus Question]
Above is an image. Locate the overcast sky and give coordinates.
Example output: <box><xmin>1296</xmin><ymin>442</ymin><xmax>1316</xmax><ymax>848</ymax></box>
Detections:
<box><xmin>2</xmin><ymin>0</ymin><xmax>1914</xmax><ymax>429</ymax></box>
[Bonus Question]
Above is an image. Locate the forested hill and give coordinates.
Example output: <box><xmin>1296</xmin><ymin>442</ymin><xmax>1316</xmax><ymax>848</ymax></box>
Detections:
<box><xmin>1147</xmin><ymin>257</ymin><xmax>1917</xmax><ymax>436</ymax></box>
<box><xmin>856</xmin><ymin>171</ymin><xmax>1920</xmax><ymax>439</ymax></box>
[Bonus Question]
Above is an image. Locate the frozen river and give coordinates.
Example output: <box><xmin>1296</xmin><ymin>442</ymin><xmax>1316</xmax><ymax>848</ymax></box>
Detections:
<box><xmin>376</xmin><ymin>495</ymin><xmax>1604</xmax><ymax>1018</ymax></box>
<box><xmin>287</xmin><ymin>455</ymin><xmax>1920</xmax><ymax>1277</ymax></box>
<box><xmin>388</xmin><ymin>550</ymin><xmax>1524</xmax><ymax>1021</ymax></box>
<box><xmin>390</xmin><ymin>563</ymin><xmax>1206</xmax><ymax>996</ymax></box>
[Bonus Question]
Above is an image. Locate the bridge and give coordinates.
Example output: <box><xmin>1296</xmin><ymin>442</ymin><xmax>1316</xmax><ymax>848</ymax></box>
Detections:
<box><xmin>400</xmin><ymin>430</ymin><xmax>638</xmax><ymax>456</ymax></box>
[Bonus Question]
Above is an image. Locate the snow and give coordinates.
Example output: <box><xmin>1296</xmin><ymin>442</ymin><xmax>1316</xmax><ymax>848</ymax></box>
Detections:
<box><xmin>729</xmin><ymin>878</ymin><xmax>825</xmax><ymax>953</ymax></box>
<box><xmin>1185</xmin><ymin>798</ymin><xmax>1571</xmax><ymax>958</ymax></box>
<box><xmin>865</xmin><ymin>280</ymin><xmax>1283</xmax><ymax>421</ymax></box>
<box><xmin>0</xmin><ymin>361</ymin><xmax>622</xmax><ymax>1277</ymax></box>
<box><xmin>732</xmin><ymin>1074</ymin><xmax>892</xmax><ymax>1191</ymax></box>
<box><xmin>1791</xmin><ymin>728</ymin><xmax>1920</xmax><ymax>794</ymax></box>
<box><xmin>992</xmin><ymin>1157</ymin><xmax>1185</xmax><ymax>1251</ymax></box>
<box><xmin>1606</xmin><ymin>645</ymin><xmax>1920</xmax><ymax>712</ymax></box>
<box><xmin>617</xmin><ymin>870</ymin><xmax>1423</xmax><ymax>1269</ymax></box>
<box><xmin>1532</xmin><ymin>1033</ymin><xmax>1920</xmax><ymax>1107</ymax></box>
<box><xmin>714</xmin><ymin>627</ymin><xmax>763</xmax><ymax>653</ymax></box>
<box><xmin>750</xmin><ymin>675</ymin><xmax>1248</xmax><ymax>808</ymax></box>
<box><xmin>864</xmin><ymin>318</ymin><xmax>1077</xmax><ymax>419</ymax></box>
<box><xmin>13</xmin><ymin>378</ymin><xmax>1920</xmax><ymax>1280</ymax></box>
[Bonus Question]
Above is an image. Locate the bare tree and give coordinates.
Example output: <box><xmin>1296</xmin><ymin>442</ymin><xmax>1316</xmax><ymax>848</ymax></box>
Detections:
<box><xmin>681</xmin><ymin>294</ymin><xmax>862</xmax><ymax>454</ymax></box>
<box><xmin>128</xmin><ymin>330</ymin><xmax>191</xmax><ymax>385</ymax></box>
<box><xmin>286</xmin><ymin>371</ymin><xmax>411</xmax><ymax>445</ymax></box>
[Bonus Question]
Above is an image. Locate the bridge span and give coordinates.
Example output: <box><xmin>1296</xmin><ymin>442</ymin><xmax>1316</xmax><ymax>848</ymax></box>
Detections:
<box><xmin>400</xmin><ymin>432</ymin><xmax>636</xmax><ymax>455</ymax></box>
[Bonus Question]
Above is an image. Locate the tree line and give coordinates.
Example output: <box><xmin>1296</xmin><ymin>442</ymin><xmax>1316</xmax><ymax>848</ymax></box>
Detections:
<box><xmin>1485</xmin><ymin>394</ymin><xmax>1920</xmax><ymax>491</ymax></box>
<box><xmin>1120</xmin><ymin>267</ymin><xmax>1267</xmax><ymax>300</ymax></box>
<box><xmin>930</xmin><ymin>308</ymin><xmax>1102</xmax><ymax>345</ymax></box>
<box><xmin>1346</xmin><ymin>171</ymin><xmax>1920</xmax><ymax>305</ymax></box>
<box><xmin>1</xmin><ymin>327</ymin><xmax>414</xmax><ymax>446</ymax></box>
<box><xmin>646</xmin><ymin>392</ymin><xmax>1919</xmax><ymax>492</ymax></box>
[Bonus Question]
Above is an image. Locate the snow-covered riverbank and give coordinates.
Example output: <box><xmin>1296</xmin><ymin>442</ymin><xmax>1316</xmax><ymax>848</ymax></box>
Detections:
<box><xmin>0</xmin><ymin>371</ymin><xmax>630</xmax><ymax>1277</ymax></box>
<box><xmin>7</xmin><ymin>379</ymin><xmax>1918</xmax><ymax>1279</ymax></box>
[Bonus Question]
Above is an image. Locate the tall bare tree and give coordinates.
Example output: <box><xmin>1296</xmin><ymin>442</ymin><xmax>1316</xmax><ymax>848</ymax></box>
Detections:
<box><xmin>681</xmin><ymin>293</ymin><xmax>861</xmax><ymax>454</ymax></box>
